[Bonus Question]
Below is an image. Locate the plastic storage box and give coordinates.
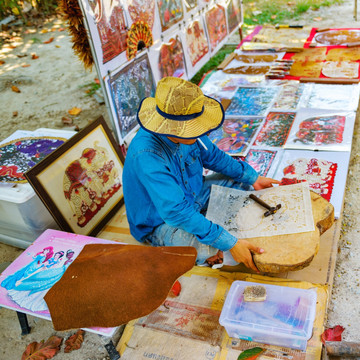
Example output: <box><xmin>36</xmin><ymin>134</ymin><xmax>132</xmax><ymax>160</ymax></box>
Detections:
<box><xmin>0</xmin><ymin>128</ymin><xmax>76</xmax><ymax>248</ymax></box>
<box><xmin>219</xmin><ymin>281</ymin><xmax>317</xmax><ymax>351</ymax></box>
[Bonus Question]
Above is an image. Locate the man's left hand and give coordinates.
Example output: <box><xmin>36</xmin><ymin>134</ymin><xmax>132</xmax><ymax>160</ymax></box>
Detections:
<box><xmin>253</xmin><ymin>176</ymin><xmax>280</xmax><ymax>190</ymax></box>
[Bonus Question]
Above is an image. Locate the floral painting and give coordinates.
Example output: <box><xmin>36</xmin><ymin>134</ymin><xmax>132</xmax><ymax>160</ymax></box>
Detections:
<box><xmin>185</xmin><ymin>20</ymin><xmax>209</xmax><ymax>67</ymax></box>
<box><xmin>157</xmin><ymin>0</ymin><xmax>183</xmax><ymax>31</ymax></box>
<box><xmin>205</xmin><ymin>5</ymin><xmax>228</xmax><ymax>51</ymax></box>
<box><xmin>158</xmin><ymin>37</ymin><xmax>186</xmax><ymax>78</ymax></box>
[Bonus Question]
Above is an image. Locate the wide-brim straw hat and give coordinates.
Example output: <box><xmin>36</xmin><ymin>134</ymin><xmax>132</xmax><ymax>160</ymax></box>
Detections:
<box><xmin>137</xmin><ymin>77</ymin><xmax>224</xmax><ymax>139</ymax></box>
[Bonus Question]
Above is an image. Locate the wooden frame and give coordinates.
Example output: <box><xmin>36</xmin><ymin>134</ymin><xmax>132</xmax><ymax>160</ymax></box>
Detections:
<box><xmin>25</xmin><ymin>117</ymin><xmax>125</xmax><ymax>237</ymax></box>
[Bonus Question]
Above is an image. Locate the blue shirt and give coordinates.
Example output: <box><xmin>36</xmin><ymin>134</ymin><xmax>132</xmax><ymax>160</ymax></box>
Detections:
<box><xmin>123</xmin><ymin>129</ymin><xmax>259</xmax><ymax>252</ymax></box>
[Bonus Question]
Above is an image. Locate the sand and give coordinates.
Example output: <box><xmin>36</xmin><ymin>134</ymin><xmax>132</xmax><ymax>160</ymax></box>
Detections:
<box><xmin>1</xmin><ymin>1</ymin><xmax>360</xmax><ymax>358</ymax></box>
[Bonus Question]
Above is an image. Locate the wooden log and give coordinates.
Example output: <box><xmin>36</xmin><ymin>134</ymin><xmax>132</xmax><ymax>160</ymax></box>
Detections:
<box><xmin>325</xmin><ymin>341</ymin><xmax>360</xmax><ymax>357</ymax></box>
<box><xmin>249</xmin><ymin>191</ymin><xmax>334</xmax><ymax>274</ymax></box>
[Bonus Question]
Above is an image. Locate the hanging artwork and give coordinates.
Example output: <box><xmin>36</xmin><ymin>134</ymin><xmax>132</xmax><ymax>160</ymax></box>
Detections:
<box><xmin>126</xmin><ymin>21</ymin><xmax>153</xmax><ymax>60</ymax></box>
<box><xmin>185</xmin><ymin>20</ymin><xmax>209</xmax><ymax>67</ymax></box>
<box><xmin>226</xmin><ymin>0</ymin><xmax>242</xmax><ymax>34</ymax></box>
<box><xmin>321</xmin><ymin>61</ymin><xmax>359</xmax><ymax>78</ymax></box>
<box><xmin>25</xmin><ymin>117</ymin><xmax>125</xmax><ymax>237</ymax></box>
<box><xmin>127</xmin><ymin>0</ymin><xmax>155</xmax><ymax>29</ymax></box>
<box><xmin>0</xmin><ymin>137</ymin><xmax>66</xmax><ymax>183</ymax></box>
<box><xmin>314</xmin><ymin>29</ymin><xmax>360</xmax><ymax>46</ymax></box>
<box><xmin>108</xmin><ymin>53</ymin><xmax>156</xmax><ymax>141</ymax></box>
<box><xmin>273</xmin><ymin>150</ymin><xmax>351</xmax><ymax>217</ymax></box>
<box><xmin>208</xmin><ymin>118</ymin><xmax>263</xmax><ymax>156</ymax></box>
<box><xmin>226</xmin><ymin>87</ymin><xmax>278</xmax><ymax>117</ymax></box>
<box><xmin>205</xmin><ymin>5</ymin><xmax>228</xmax><ymax>52</ymax></box>
<box><xmin>156</xmin><ymin>0</ymin><xmax>183</xmax><ymax>32</ymax></box>
<box><xmin>272</xmin><ymin>81</ymin><xmax>305</xmax><ymax>110</ymax></box>
<box><xmin>183</xmin><ymin>0</ymin><xmax>197</xmax><ymax>11</ymax></box>
<box><xmin>285</xmin><ymin>108</ymin><xmax>356</xmax><ymax>151</ymax></box>
<box><xmin>158</xmin><ymin>36</ymin><xmax>186</xmax><ymax>78</ymax></box>
<box><xmin>254</xmin><ymin>112</ymin><xmax>296</xmax><ymax>147</ymax></box>
<box><xmin>85</xmin><ymin>0</ymin><xmax>127</xmax><ymax>64</ymax></box>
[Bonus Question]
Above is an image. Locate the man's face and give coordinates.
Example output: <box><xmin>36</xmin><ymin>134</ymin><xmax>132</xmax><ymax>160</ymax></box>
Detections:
<box><xmin>167</xmin><ymin>137</ymin><xmax>197</xmax><ymax>145</ymax></box>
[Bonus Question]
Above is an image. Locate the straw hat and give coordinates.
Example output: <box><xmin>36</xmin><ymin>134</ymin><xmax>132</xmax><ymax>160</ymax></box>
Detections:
<box><xmin>137</xmin><ymin>77</ymin><xmax>224</xmax><ymax>139</ymax></box>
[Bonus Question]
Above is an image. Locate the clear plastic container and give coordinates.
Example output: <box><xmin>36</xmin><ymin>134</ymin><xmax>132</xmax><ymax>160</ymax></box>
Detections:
<box><xmin>219</xmin><ymin>280</ymin><xmax>317</xmax><ymax>350</ymax></box>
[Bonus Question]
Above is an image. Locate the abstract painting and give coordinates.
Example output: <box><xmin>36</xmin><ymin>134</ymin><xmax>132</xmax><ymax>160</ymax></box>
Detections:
<box><xmin>0</xmin><ymin>137</ymin><xmax>65</xmax><ymax>182</ymax></box>
<box><xmin>254</xmin><ymin>112</ymin><xmax>296</xmax><ymax>147</ymax></box>
<box><xmin>226</xmin><ymin>87</ymin><xmax>278</xmax><ymax>117</ymax></box>
<box><xmin>158</xmin><ymin>36</ymin><xmax>186</xmax><ymax>78</ymax></box>
<box><xmin>237</xmin><ymin>148</ymin><xmax>279</xmax><ymax>176</ymax></box>
<box><xmin>205</xmin><ymin>5</ymin><xmax>228</xmax><ymax>51</ymax></box>
<box><xmin>156</xmin><ymin>0</ymin><xmax>183</xmax><ymax>31</ymax></box>
<box><xmin>208</xmin><ymin>117</ymin><xmax>263</xmax><ymax>156</ymax></box>
<box><xmin>86</xmin><ymin>0</ymin><xmax>127</xmax><ymax>64</ymax></box>
<box><xmin>108</xmin><ymin>53</ymin><xmax>156</xmax><ymax>141</ymax></box>
<box><xmin>272</xmin><ymin>81</ymin><xmax>305</xmax><ymax>110</ymax></box>
<box><xmin>185</xmin><ymin>20</ymin><xmax>209</xmax><ymax>67</ymax></box>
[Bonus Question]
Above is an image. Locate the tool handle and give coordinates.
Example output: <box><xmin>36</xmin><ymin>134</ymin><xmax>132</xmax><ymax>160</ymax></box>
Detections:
<box><xmin>299</xmin><ymin>77</ymin><xmax>360</xmax><ymax>84</ymax></box>
<box><xmin>249</xmin><ymin>194</ymin><xmax>271</xmax><ymax>210</ymax></box>
<box><xmin>325</xmin><ymin>341</ymin><xmax>360</xmax><ymax>356</ymax></box>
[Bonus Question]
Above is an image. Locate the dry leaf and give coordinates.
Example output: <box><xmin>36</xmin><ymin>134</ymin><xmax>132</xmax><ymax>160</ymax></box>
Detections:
<box><xmin>22</xmin><ymin>64</ymin><xmax>31</xmax><ymax>68</ymax></box>
<box><xmin>8</xmin><ymin>45</ymin><xmax>17</xmax><ymax>49</ymax></box>
<box><xmin>68</xmin><ymin>107</ymin><xmax>82</xmax><ymax>115</ymax></box>
<box><xmin>17</xmin><ymin>54</ymin><xmax>27</xmax><ymax>58</ymax></box>
<box><xmin>40</xmin><ymin>29</ymin><xmax>48</xmax><ymax>33</ymax></box>
<box><xmin>62</xmin><ymin>116</ymin><xmax>73</xmax><ymax>125</ymax></box>
<box><xmin>21</xmin><ymin>335</ymin><xmax>62</xmax><ymax>360</ymax></box>
<box><xmin>313</xmin><ymin>17</ymin><xmax>323</xmax><ymax>21</ymax></box>
<box><xmin>58</xmin><ymin>27</ymin><xmax>66</xmax><ymax>32</ymax></box>
<box><xmin>32</xmin><ymin>54</ymin><xmax>39</xmax><ymax>60</ymax></box>
<box><xmin>0</xmin><ymin>60</ymin><xmax>5</xmax><ymax>65</ymax></box>
<box><xmin>55</xmin><ymin>45</ymin><xmax>61</xmax><ymax>48</ymax></box>
<box><xmin>13</xmin><ymin>111</ymin><xmax>18</xmax><ymax>117</ymax></box>
<box><xmin>64</xmin><ymin>330</ymin><xmax>85</xmax><ymax>353</ymax></box>
<box><xmin>321</xmin><ymin>325</ymin><xmax>345</xmax><ymax>345</ymax></box>
<box><xmin>94</xmin><ymin>78</ymin><xmax>100</xmax><ymax>85</ymax></box>
<box><xmin>11</xmin><ymin>85</ymin><xmax>21</xmax><ymax>93</ymax></box>
<box><xmin>43</xmin><ymin>37</ymin><xmax>54</xmax><ymax>44</ymax></box>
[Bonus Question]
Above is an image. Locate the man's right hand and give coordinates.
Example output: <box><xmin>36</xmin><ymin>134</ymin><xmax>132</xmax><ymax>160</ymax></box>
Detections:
<box><xmin>229</xmin><ymin>239</ymin><xmax>264</xmax><ymax>273</ymax></box>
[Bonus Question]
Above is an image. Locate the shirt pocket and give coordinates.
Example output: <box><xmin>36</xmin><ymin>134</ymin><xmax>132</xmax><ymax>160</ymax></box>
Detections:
<box><xmin>185</xmin><ymin>148</ymin><xmax>203</xmax><ymax>177</ymax></box>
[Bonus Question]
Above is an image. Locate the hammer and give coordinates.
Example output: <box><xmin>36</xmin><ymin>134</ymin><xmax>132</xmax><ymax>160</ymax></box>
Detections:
<box><xmin>249</xmin><ymin>194</ymin><xmax>282</xmax><ymax>217</ymax></box>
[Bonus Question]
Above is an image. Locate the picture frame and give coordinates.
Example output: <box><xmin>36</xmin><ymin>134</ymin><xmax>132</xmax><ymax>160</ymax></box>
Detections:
<box><xmin>25</xmin><ymin>117</ymin><xmax>125</xmax><ymax>237</ymax></box>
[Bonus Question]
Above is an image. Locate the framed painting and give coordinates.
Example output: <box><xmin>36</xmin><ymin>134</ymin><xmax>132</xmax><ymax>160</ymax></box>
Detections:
<box><xmin>107</xmin><ymin>53</ymin><xmax>156</xmax><ymax>142</ymax></box>
<box><xmin>205</xmin><ymin>5</ymin><xmax>228</xmax><ymax>52</ymax></box>
<box><xmin>156</xmin><ymin>0</ymin><xmax>183</xmax><ymax>31</ymax></box>
<box><xmin>254</xmin><ymin>111</ymin><xmax>296</xmax><ymax>147</ymax></box>
<box><xmin>226</xmin><ymin>0</ymin><xmax>242</xmax><ymax>34</ymax></box>
<box><xmin>285</xmin><ymin>108</ymin><xmax>356</xmax><ymax>151</ymax></box>
<box><xmin>208</xmin><ymin>117</ymin><xmax>263</xmax><ymax>156</ymax></box>
<box><xmin>25</xmin><ymin>117</ymin><xmax>125</xmax><ymax>237</ymax></box>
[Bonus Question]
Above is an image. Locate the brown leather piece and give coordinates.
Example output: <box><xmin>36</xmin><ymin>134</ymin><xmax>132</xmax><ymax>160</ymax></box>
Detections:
<box><xmin>44</xmin><ymin>244</ymin><xmax>197</xmax><ymax>330</ymax></box>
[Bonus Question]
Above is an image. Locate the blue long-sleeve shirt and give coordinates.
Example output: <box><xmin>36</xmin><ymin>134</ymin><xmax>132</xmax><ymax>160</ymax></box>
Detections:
<box><xmin>123</xmin><ymin>129</ymin><xmax>259</xmax><ymax>251</ymax></box>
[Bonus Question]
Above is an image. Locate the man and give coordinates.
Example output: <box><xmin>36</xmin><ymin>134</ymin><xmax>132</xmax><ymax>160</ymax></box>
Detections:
<box><xmin>123</xmin><ymin>77</ymin><xmax>279</xmax><ymax>271</ymax></box>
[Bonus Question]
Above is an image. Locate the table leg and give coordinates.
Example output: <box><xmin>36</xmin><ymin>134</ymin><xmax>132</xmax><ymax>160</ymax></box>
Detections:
<box><xmin>16</xmin><ymin>311</ymin><xmax>31</xmax><ymax>335</ymax></box>
<box><xmin>104</xmin><ymin>340</ymin><xmax>121</xmax><ymax>360</ymax></box>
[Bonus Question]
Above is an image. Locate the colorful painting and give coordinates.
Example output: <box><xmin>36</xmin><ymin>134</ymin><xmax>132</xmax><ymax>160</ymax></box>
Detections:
<box><xmin>127</xmin><ymin>0</ymin><xmax>155</xmax><ymax>29</ymax></box>
<box><xmin>25</xmin><ymin>118</ymin><xmax>125</xmax><ymax>237</ymax></box>
<box><xmin>205</xmin><ymin>5</ymin><xmax>228</xmax><ymax>51</ymax></box>
<box><xmin>159</xmin><ymin>37</ymin><xmax>186</xmax><ymax>78</ymax></box>
<box><xmin>273</xmin><ymin>82</ymin><xmax>305</xmax><ymax>110</ymax></box>
<box><xmin>87</xmin><ymin>0</ymin><xmax>127</xmax><ymax>64</ymax></box>
<box><xmin>227</xmin><ymin>0</ymin><xmax>242</xmax><ymax>34</ymax></box>
<box><xmin>280</xmin><ymin>158</ymin><xmax>337</xmax><ymax>202</ymax></box>
<box><xmin>254</xmin><ymin>112</ymin><xmax>296</xmax><ymax>147</ymax></box>
<box><xmin>0</xmin><ymin>137</ymin><xmax>65</xmax><ymax>183</ymax></box>
<box><xmin>157</xmin><ymin>0</ymin><xmax>183</xmax><ymax>31</ymax></box>
<box><xmin>0</xmin><ymin>229</ymin><xmax>117</xmax><ymax>336</ymax></box>
<box><xmin>226</xmin><ymin>87</ymin><xmax>278</xmax><ymax>117</ymax></box>
<box><xmin>208</xmin><ymin>118</ymin><xmax>263</xmax><ymax>156</ymax></box>
<box><xmin>126</xmin><ymin>20</ymin><xmax>153</xmax><ymax>60</ymax></box>
<box><xmin>109</xmin><ymin>53</ymin><xmax>156</xmax><ymax>140</ymax></box>
<box><xmin>235</xmin><ymin>149</ymin><xmax>278</xmax><ymax>176</ymax></box>
<box><xmin>185</xmin><ymin>20</ymin><xmax>209</xmax><ymax>67</ymax></box>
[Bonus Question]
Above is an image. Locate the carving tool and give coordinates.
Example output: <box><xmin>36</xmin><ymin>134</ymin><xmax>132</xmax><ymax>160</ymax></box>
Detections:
<box><xmin>275</xmin><ymin>24</ymin><xmax>304</xmax><ymax>29</ymax></box>
<box><xmin>249</xmin><ymin>194</ymin><xmax>282</xmax><ymax>217</ymax></box>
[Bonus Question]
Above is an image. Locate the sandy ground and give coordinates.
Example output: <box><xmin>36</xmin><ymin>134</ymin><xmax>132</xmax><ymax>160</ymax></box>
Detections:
<box><xmin>1</xmin><ymin>1</ymin><xmax>360</xmax><ymax>358</ymax></box>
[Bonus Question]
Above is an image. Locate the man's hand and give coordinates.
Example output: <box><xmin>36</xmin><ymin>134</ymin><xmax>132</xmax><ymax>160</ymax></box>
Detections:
<box><xmin>229</xmin><ymin>240</ymin><xmax>264</xmax><ymax>273</ymax></box>
<box><xmin>253</xmin><ymin>176</ymin><xmax>280</xmax><ymax>190</ymax></box>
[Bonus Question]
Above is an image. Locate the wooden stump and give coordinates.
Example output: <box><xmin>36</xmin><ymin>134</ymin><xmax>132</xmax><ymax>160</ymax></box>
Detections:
<box><xmin>249</xmin><ymin>191</ymin><xmax>334</xmax><ymax>274</ymax></box>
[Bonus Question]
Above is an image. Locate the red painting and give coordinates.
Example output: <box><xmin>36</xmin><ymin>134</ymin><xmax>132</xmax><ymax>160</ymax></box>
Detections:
<box><xmin>158</xmin><ymin>37</ymin><xmax>186</xmax><ymax>78</ymax></box>
<box><xmin>127</xmin><ymin>0</ymin><xmax>155</xmax><ymax>29</ymax></box>
<box><xmin>185</xmin><ymin>20</ymin><xmax>209</xmax><ymax>66</ymax></box>
<box><xmin>205</xmin><ymin>5</ymin><xmax>228</xmax><ymax>51</ymax></box>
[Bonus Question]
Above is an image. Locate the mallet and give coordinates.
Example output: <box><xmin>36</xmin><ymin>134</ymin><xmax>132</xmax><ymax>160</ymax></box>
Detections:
<box><xmin>249</xmin><ymin>194</ymin><xmax>282</xmax><ymax>217</ymax></box>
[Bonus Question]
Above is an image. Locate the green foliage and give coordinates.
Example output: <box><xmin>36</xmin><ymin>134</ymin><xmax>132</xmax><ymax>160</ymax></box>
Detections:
<box><xmin>190</xmin><ymin>44</ymin><xmax>237</xmax><ymax>85</ymax></box>
<box><xmin>31</xmin><ymin>37</ymin><xmax>42</xmax><ymax>43</ymax></box>
<box><xmin>80</xmin><ymin>81</ymin><xmax>101</xmax><ymax>96</ymax></box>
<box><xmin>0</xmin><ymin>0</ymin><xmax>58</xmax><ymax>20</ymax></box>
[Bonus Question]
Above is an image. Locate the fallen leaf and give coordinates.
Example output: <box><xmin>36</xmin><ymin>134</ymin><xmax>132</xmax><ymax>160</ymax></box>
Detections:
<box><xmin>32</xmin><ymin>54</ymin><xmax>39</xmax><ymax>59</ymax></box>
<box><xmin>21</xmin><ymin>335</ymin><xmax>62</xmax><ymax>360</ymax></box>
<box><xmin>313</xmin><ymin>17</ymin><xmax>323</xmax><ymax>21</ymax></box>
<box><xmin>62</xmin><ymin>116</ymin><xmax>73</xmax><ymax>125</ymax></box>
<box><xmin>68</xmin><ymin>107</ymin><xmax>82</xmax><ymax>116</ymax></box>
<box><xmin>13</xmin><ymin>111</ymin><xmax>18</xmax><ymax>117</ymax></box>
<box><xmin>94</xmin><ymin>78</ymin><xmax>100</xmax><ymax>84</ymax></box>
<box><xmin>40</xmin><ymin>29</ymin><xmax>48</xmax><ymax>33</ymax></box>
<box><xmin>64</xmin><ymin>330</ymin><xmax>85</xmax><ymax>353</ymax></box>
<box><xmin>11</xmin><ymin>85</ymin><xmax>21</xmax><ymax>93</ymax></box>
<box><xmin>17</xmin><ymin>54</ymin><xmax>27</xmax><ymax>58</ymax></box>
<box><xmin>0</xmin><ymin>60</ymin><xmax>5</xmax><ymax>65</ymax></box>
<box><xmin>321</xmin><ymin>325</ymin><xmax>345</xmax><ymax>345</ymax></box>
<box><xmin>43</xmin><ymin>37</ymin><xmax>54</xmax><ymax>44</ymax></box>
<box><xmin>55</xmin><ymin>45</ymin><xmax>61</xmax><ymax>48</ymax></box>
<box><xmin>237</xmin><ymin>347</ymin><xmax>265</xmax><ymax>360</ymax></box>
<box><xmin>8</xmin><ymin>45</ymin><xmax>17</xmax><ymax>49</ymax></box>
<box><xmin>22</xmin><ymin>64</ymin><xmax>31</xmax><ymax>68</ymax></box>
<box><xmin>169</xmin><ymin>280</ymin><xmax>181</xmax><ymax>297</ymax></box>
<box><xmin>58</xmin><ymin>27</ymin><xmax>66</xmax><ymax>32</ymax></box>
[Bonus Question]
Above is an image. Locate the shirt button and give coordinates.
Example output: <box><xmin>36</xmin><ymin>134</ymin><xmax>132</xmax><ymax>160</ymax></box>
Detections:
<box><xmin>180</xmin><ymin>155</ymin><xmax>183</xmax><ymax>158</ymax></box>
<box><xmin>182</xmin><ymin>168</ymin><xmax>184</xmax><ymax>172</ymax></box>
<box><xmin>185</xmin><ymin>181</ymin><xmax>188</xmax><ymax>184</ymax></box>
